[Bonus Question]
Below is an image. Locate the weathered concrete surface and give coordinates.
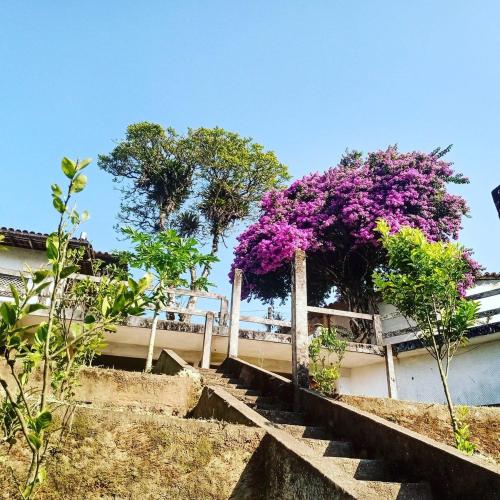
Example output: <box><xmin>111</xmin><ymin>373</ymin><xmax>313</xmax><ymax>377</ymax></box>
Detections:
<box><xmin>0</xmin><ymin>362</ymin><xmax>197</xmax><ymax>416</ymax></box>
<box><xmin>221</xmin><ymin>356</ymin><xmax>294</xmax><ymax>404</ymax></box>
<box><xmin>191</xmin><ymin>385</ymin><xmax>365</xmax><ymax>499</ymax></box>
<box><xmin>221</xmin><ymin>357</ymin><xmax>500</xmax><ymax>499</ymax></box>
<box><xmin>153</xmin><ymin>348</ymin><xmax>198</xmax><ymax>376</ymax></box>
<box><xmin>301</xmin><ymin>389</ymin><xmax>500</xmax><ymax>499</ymax></box>
<box><xmin>74</xmin><ymin>367</ymin><xmax>197</xmax><ymax>416</ymax></box>
<box><xmin>291</xmin><ymin>249</ymin><xmax>310</xmax><ymax>393</ymax></box>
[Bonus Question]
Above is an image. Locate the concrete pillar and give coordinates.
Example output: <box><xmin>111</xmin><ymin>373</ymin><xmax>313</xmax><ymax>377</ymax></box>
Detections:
<box><xmin>385</xmin><ymin>345</ymin><xmax>398</xmax><ymax>399</ymax></box>
<box><xmin>219</xmin><ymin>297</ymin><xmax>228</xmax><ymax>335</ymax></box>
<box><xmin>228</xmin><ymin>269</ymin><xmax>242</xmax><ymax>358</ymax></box>
<box><xmin>201</xmin><ymin>312</ymin><xmax>214</xmax><ymax>369</ymax></box>
<box><xmin>291</xmin><ymin>250</ymin><xmax>309</xmax><ymax>399</ymax></box>
<box><xmin>267</xmin><ymin>306</ymin><xmax>273</xmax><ymax>332</ymax></box>
<box><xmin>373</xmin><ymin>314</ymin><xmax>383</xmax><ymax>345</ymax></box>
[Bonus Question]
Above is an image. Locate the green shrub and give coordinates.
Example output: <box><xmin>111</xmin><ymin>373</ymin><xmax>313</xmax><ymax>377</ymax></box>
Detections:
<box><xmin>309</xmin><ymin>327</ymin><xmax>347</xmax><ymax>396</ymax></box>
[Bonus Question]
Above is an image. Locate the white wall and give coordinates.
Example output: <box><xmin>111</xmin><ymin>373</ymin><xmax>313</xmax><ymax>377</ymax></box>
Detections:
<box><xmin>348</xmin><ymin>362</ymin><xmax>389</xmax><ymax>398</ymax></box>
<box><xmin>0</xmin><ymin>247</ymin><xmax>48</xmax><ymax>272</ymax></box>
<box><xmin>395</xmin><ymin>338</ymin><xmax>500</xmax><ymax>405</ymax></box>
<box><xmin>346</xmin><ymin>337</ymin><xmax>500</xmax><ymax>405</ymax></box>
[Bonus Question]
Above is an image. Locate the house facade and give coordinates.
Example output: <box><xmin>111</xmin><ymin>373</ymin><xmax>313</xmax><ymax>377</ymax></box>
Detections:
<box><xmin>1</xmin><ymin>226</ymin><xmax>499</xmax><ymax>406</ymax></box>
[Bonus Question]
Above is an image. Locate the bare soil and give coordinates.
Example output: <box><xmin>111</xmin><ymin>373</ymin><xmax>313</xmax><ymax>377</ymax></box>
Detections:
<box><xmin>339</xmin><ymin>395</ymin><xmax>500</xmax><ymax>464</ymax></box>
<box><xmin>0</xmin><ymin>409</ymin><xmax>264</xmax><ymax>499</ymax></box>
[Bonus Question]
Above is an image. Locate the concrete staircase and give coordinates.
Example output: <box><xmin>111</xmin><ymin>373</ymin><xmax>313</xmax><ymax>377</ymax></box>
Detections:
<box><xmin>199</xmin><ymin>367</ymin><xmax>433</xmax><ymax>499</ymax></box>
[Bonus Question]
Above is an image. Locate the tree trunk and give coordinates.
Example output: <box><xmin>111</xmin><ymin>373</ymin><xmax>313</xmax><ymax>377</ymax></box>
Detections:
<box><xmin>341</xmin><ymin>287</ymin><xmax>377</xmax><ymax>342</ymax></box>
<box><xmin>183</xmin><ymin>233</ymin><xmax>220</xmax><ymax>323</ymax></box>
<box><xmin>145</xmin><ymin>310</ymin><xmax>159</xmax><ymax>372</ymax></box>
<box><xmin>436</xmin><ymin>355</ymin><xmax>459</xmax><ymax>435</ymax></box>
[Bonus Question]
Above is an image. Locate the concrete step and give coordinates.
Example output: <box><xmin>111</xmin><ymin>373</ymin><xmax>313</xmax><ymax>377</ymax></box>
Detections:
<box><xmin>221</xmin><ymin>386</ymin><xmax>262</xmax><ymax>398</ymax></box>
<box><xmin>324</xmin><ymin>457</ymin><xmax>396</xmax><ymax>481</ymax></box>
<box><xmin>362</xmin><ymin>480</ymin><xmax>432</xmax><ymax>499</ymax></box>
<box><xmin>278</xmin><ymin>424</ymin><xmax>332</xmax><ymax>440</ymax></box>
<box><xmin>230</xmin><ymin>393</ymin><xmax>276</xmax><ymax>407</ymax></box>
<box><xmin>201</xmin><ymin>373</ymin><xmax>241</xmax><ymax>386</ymax></box>
<box><xmin>303</xmin><ymin>438</ymin><xmax>356</xmax><ymax>458</ymax></box>
<box><xmin>256</xmin><ymin>409</ymin><xmax>307</xmax><ymax>425</ymax></box>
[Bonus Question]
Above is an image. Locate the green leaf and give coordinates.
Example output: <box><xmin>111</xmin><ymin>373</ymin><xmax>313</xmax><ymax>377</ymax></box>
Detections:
<box><xmin>60</xmin><ymin>265</ymin><xmax>79</xmax><ymax>279</ymax></box>
<box><xmin>37</xmin><ymin>466</ymin><xmax>47</xmax><ymax>484</ymax></box>
<box><xmin>28</xmin><ymin>432</ymin><xmax>42</xmax><ymax>450</ymax></box>
<box><xmin>24</xmin><ymin>303</ymin><xmax>47</xmax><ymax>315</ymax></box>
<box><xmin>112</xmin><ymin>294</ymin><xmax>126</xmax><ymax>314</ymax></box>
<box><xmin>9</xmin><ymin>283</ymin><xmax>20</xmax><ymax>305</ymax></box>
<box><xmin>0</xmin><ymin>302</ymin><xmax>17</xmax><ymax>326</ymax></box>
<box><xmin>33</xmin><ymin>269</ymin><xmax>51</xmax><ymax>284</ymax></box>
<box><xmin>46</xmin><ymin>235</ymin><xmax>59</xmax><ymax>260</ymax></box>
<box><xmin>84</xmin><ymin>314</ymin><xmax>96</xmax><ymax>324</ymax></box>
<box><xmin>52</xmin><ymin>195</ymin><xmax>65</xmax><ymax>214</ymax></box>
<box><xmin>61</xmin><ymin>157</ymin><xmax>76</xmax><ymax>178</ymax></box>
<box><xmin>81</xmin><ymin>210</ymin><xmax>90</xmax><ymax>222</ymax></box>
<box><xmin>101</xmin><ymin>297</ymin><xmax>110</xmax><ymax>316</ymax></box>
<box><xmin>34</xmin><ymin>323</ymin><xmax>48</xmax><ymax>344</ymax></box>
<box><xmin>77</xmin><ymin>158</ymin><xmax>92</xmax><ymax>170</ymax></box>
<box><xmin>51</xmin><ymin>183</ymin><xmax>62</xmax><ymax>196</ymax></box>
<box><xmin>35</xmin><ymin>411</ymin><xmax>52</xmax><ymax>432</ymax></box>
<box><xmin>71</xmin><ymin>174</ymin><xmax>87</xmax><ymax>193</ymax></box>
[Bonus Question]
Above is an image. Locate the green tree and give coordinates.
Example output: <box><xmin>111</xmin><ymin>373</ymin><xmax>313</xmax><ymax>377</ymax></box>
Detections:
<box><xmin>0</xmin><ymin>158</ymin><xmax>148</xmax><ymax>498</ymax></box>
<box><xmin>118</xmin><ymin>228</ymin><xmax>217</xmax><ymax>372</ymax></box>
<box><xmin>99</xmin><ymin>124</ymin><xmax>289</xmax><ymax>312</ymax></box>
<box><xmin>372</xmin><ymin>220</ymin><xmax>479</xmax><ymax>451</ymax></box>
<box><xmin>98</xmin><ymin>122</ymin><xmax>194</xmax><ymax>232</ymax></box>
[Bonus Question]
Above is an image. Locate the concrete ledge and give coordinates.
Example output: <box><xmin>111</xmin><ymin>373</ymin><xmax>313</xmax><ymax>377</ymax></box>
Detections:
<box><xmin>221</xmin><ymin>357</ymin><xmax>500</xmax><ymax>499</ymax></box>
<box><xmin>0</xmin><ymin>362</ymin><xmax>196</xmax><ymax>417</ymax></box>
<box><xmin>153</xmin><ymin>348</ymin><xmax>198</xmax><ymax>376</ymax></box>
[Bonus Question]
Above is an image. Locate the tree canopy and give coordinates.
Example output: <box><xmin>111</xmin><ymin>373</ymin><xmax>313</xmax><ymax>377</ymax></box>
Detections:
<box><xmin>99</xmin><ymin>123</ymin><xmax>289</xmax><ymax>284</ymax></box>
<box><xmin>98</xmin><ymin>122</ymin><xmax>193</xmax><ymax>232</ymax></box>
<box><xmin>231</xmin><ymin>146</ymin><xmax>473</xmax><ymax>316</ymax></box>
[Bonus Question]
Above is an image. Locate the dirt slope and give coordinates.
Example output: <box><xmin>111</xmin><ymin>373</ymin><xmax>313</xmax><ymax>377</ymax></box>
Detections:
<box><xmin>0</xmin><ymin>409</ymin><xmax>264</xmax><ymax>499</ymax></box>
<box><xmin>339</xmin><ymin>395</ymin><xmax>500</xmax><ymax>463</ymax></box>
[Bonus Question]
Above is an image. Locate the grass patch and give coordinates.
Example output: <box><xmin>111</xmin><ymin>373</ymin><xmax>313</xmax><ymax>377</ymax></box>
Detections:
<box><xmin>0</xmin><ymin>408</ymin><xmax>264</xmax><ymax>499</ymax></box>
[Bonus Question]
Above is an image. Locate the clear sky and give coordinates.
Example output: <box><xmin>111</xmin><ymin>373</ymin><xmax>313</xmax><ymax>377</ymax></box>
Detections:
<box><xmin>1</xmin><ymin>1</ymin><xmax>499</xmax><ymax>317</ymax></box>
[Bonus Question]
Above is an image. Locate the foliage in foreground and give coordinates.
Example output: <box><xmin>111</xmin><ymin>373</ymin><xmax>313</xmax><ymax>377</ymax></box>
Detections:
<box><xmin>118</xmin><ymin>228</ymin><xmax>217</xmax><ymax>371</ymax></box>
<box><xmin>231</xmin><ymin>146</ymin><xmax>472</xmax><ymax>340</ymax></box>
<box><xmin>309</xmin><ymin>327</ymin><xmax>347</xmax><ymax>396</ymax></box>
<box><xmin>0</xmin><ymin>158</ymin><xmax>148</xmax><ymax>498</ymax></box>
<box><xmin>372</xmin><ymin>220</ymin><xmax>479</xmax><ymax>453</ymax></box>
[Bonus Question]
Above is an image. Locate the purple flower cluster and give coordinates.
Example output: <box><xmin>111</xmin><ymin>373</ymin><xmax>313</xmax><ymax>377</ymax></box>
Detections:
<box><xmin>231</xmin><ymin>147</ymin><xmax>474</xmax><ymax>301</ymax></box>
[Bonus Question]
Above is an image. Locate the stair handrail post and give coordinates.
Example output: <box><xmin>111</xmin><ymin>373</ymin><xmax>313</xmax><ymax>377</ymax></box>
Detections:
<box><xmin>228</xmin><ymin>268</ymin><xmax>242</xmax><ymax>358</ymax></box>
<box><xmin>291</xmin><ymin>250</ymin><xmax>309</xmax><ymax>408</ymax></box>
<box><xmin>201</xmin><ymin>312</ymin><xmax>215</xmax><ymax>369</ymax></box>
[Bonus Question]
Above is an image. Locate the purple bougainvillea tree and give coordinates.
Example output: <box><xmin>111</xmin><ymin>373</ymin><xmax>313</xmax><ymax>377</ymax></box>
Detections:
<box><xmin>230</xmin><ymin>146</ymin><xmax>477</xmax><ymax>339</ymax></box>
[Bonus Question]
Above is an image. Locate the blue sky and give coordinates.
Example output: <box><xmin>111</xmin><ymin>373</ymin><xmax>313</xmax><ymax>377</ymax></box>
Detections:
<box><xmin>1</xmin><ymin>1</ymin><xmax>499</xmax><ymax>317</ymax></box>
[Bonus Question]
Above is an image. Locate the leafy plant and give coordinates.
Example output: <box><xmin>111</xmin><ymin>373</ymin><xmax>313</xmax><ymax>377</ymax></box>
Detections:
<box><xmin>118</xmin><ymin>228</ymin><xmax>217</xmax><ymax>371</ymax></box>
<box><xmin>455</xmin><ymin>406</ymin><xmax>476</xmax><ymax>455</ymax></box>
<box><xmin>373</xmin><ymin>219</ymin><xmax>479</xmax><ymax>451</ymax></box>
<box><xmin>308</xmin><ymin>327</ymin><xmax>347</xmax><ymax>396</ymax></box>
<box><xmin>0</xmin><ymin>158</ymin><xmax>148</xmax><ymax>498</ymax></box>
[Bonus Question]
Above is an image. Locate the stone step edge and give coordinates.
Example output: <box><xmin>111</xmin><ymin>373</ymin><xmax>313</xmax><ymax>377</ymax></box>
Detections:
<box><xmin>191</xmin><ymin>384</ymin><xmax>412</xmax><ymax>499</ymax></box>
